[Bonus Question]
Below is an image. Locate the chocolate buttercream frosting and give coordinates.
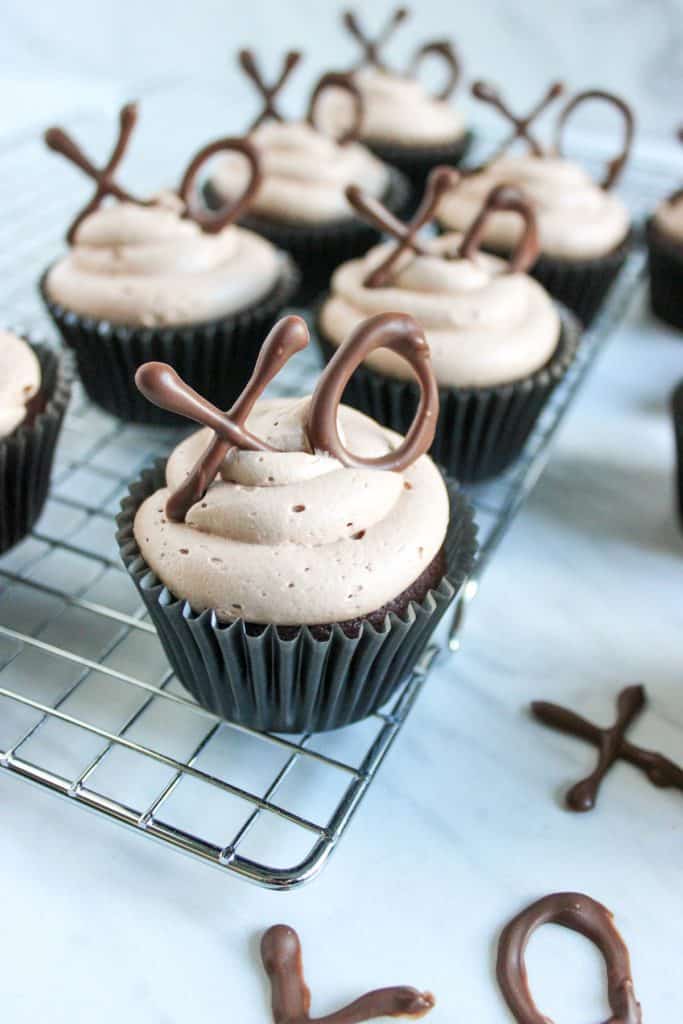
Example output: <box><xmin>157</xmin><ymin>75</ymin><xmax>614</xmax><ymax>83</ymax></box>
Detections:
<box><xmin>532</xmin><ymin>684</ymin><xmax>683</xmax><ymax>811</ymax></box>
<box><xmin>261</xmin><ymin>924</ymin><xmax>435</xmax><ymax>1023</ymax></box>
<box><xmin>497</xmin><ymin>893</ymin><xmax>642</xmax><ymax>1024</ymax></box>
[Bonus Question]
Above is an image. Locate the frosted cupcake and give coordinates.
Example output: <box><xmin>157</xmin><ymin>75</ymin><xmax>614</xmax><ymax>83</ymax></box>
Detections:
<box><xmin>41</xmin><ymin>102</ymin><xmax>299</xmax><ymax>424</ymax></box>
<box><xmin>0</xmin><ymin>331</ymin><xmax>71</xmax><ymax>553</ymax></box>
<box><xmin>647</xmin><ymin>128</ymin><xmax>683</xmax><ymax>330</ymax></box>
<box><xmin>316</xmin><ymin>170</ymin><xmax>581</xmax><ymax>481</ymax></box>
<box><xmin>117</xmin><ymin>313</ymin><xmax>476</xmax><ymax>732</ymax></box>
<box><xmin>206</xmin><ymin>51</ymin><xmax>409</xmax><ymax>303</ymax></box>
<box><xmin>436</xmin><ymin>81</ymin><xmax>634</xmax><ymax>325</ymax></box>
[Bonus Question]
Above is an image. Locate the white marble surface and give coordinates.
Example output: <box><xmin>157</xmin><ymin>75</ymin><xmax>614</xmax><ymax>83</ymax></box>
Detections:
<box><xmin>0</xmin><ymin>290</ymin><xmax>681</xmax><ymax>1020</ymax></box>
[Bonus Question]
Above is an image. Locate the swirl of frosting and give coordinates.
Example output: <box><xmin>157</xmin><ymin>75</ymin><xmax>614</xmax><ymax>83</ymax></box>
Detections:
<box><xmin>209</xmin><ymin>121</ymin><xmax>389</xmax><ymax>224</ymax></box>
<box><xmin>437</xmin><ymin>155</ymin><xmax>629</xmax><ymax>260</ymax></box>
<box><xmin>319</xmin><ymin>234</ymin><xmax>560</xmax><ymax>388</ymax></box>
<box><xmin>133</xmin><ymin>396</ymin><xmax>449</xmax><ymax>625</ymax></box>
<box><xmin>653</xmin><ymin>195</ymin><xmax>683</xmax><ymax>243</ymax></box>
<box><xmin>45</xmin><ymin>191</ymin><xmax>284</xmax><ymax>326</ymax></box>
<box><xmin>317</xmin><ymin>67</ymin><xmax>465</xmax><ymax>147</ymax></box>
<box><xmin>0</xmin><ymin>331</ymin><xmax>42</xmax><ymax>438</ymax></box>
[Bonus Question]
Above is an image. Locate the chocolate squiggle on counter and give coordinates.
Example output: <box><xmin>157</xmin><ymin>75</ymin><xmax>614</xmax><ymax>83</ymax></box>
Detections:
<box><xmin>497</xmin><ymin>893</ymin><xmax>642</xmax><ymax>1024</ymax></box>
<box><xmin>532</xmin><ymin>684</ymin><xmax>683</xmax><ymax>811</ymax></box>
<box><xmin>261</xmin><ymin>925</ymin><xmax>435</xmax><ymax>1023</ymax></box>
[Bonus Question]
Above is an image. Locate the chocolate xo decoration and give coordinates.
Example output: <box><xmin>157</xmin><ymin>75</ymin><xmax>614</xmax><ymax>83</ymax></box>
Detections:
<box><xmin>307</xmin><ymin>72</ymin><xmax>363</xmax><ymax>145</ymax></box>
<box><xmin>347</xmin><ymin>164</ymin><xmax>461</xmax><ymax>287</ymax></box>
<box><xmin>45</xmin><ymin>101</ymin><xmax>262</xmax><ymax>239</ymax></box>
<box><xmin>135</xmin><ymin>311</ymin><xmax>438</xmax><ymax>521</ymax></box>
<box><xmin>497</xmin><ymin>893</ymin><xmax>642</xmax><ymax>1024</ymax></box>
<box><xmin>261</xmin><ymin>924</ymin><xmax>435</xmax><ymax>1023</ymax></box>
<box><xmin>472</xmin><ymin>79</ymin><xmax>634</xmax><ymax>189</ymax></box>
<box><xmin>532</xmin><ymin>684</ymin><xmax>683</xmax><ymax>812</ymax></box>
<box><xmin>239</xmin><ymin>49</ymin><xmax>303</xmax><ymax>130</ymax></box>
<box><xmin>458</xmin><ymin>184</ymin><xmax>540</xmax><ymax>274</ymax></box>
<box><xmin>410</xmin><ymin>40</ymin><xmax>461</xmax><ymax>102</ymax></box>
<box><xmin>45</xmin><ymin>102</ymin><xmax>148</xmax><ymax>243</ymax></box>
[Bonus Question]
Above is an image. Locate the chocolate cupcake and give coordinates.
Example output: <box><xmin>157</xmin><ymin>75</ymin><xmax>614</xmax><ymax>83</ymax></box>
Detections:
<box><xmin>41</xmin><ymin>103</ymin><xmax>299</xmax><ymax>425</ymax></box>
<box><xmin>116</xmin><ymin>313</ymin><xmax>477</xmax><ymax>732</ymax></box>
<box><xmin>316</xmin><ymin>171</ymin><xmax>580</xmax><ymax>482</ymax></box>
<box><xmin>436</xmin><ymin>82</ymin><xmax>635</xmax><ymax>326</ymax></box>
<box><xmin>317</xmin><ymin>7</ymin><xmax>472</xmax><ymax>196</ymax></box>
<box><xmin>206</xmin><ymin>51</ymin><xmax>410</xmax><ymax>304</ymax></box>
<box><xmin>648</xmin><ymin>128</ymin><xmax>683</xmax><ymax>330</ymax></box>
<box><xmin>0</xmin><ymin>331</ymin><xmax>71</xmax><ymax>553</ymax></box>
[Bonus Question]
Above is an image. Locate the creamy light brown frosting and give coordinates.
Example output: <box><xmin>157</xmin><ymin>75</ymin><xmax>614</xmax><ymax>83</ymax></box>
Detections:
<box><xmin>45</xmin><ymin>191</ymin><xmax>284</xmax><ymax>326</ymax></box>
<box><xmin>0</xmin><ymin>331</ymin><xmax>42</xmax><ymax>438</ymax></box>
<box><xmin>653</xmin><ymin>196</ymin><xmax>683</xmax><ymax>243</ymax></box>
<box><xmin>317</xmin><ymin>68</ymin><xmax>465</xmax><ymax>147</ymax></box>
<box><xmin>437</xmin><ymin>155</ymin><xmax>629</xmax><ymax>260</ymax></box>
<box><xmin>133</xmin><ymin>397</ymin><xmax>449</xmax><ymax>625</ymax></box>
<box><xmin>210</xmin><ymin>121</ymin><xmax>389</xmax><ymax>224</ymax></box>
<box><xmin>320</xmin><ymin>234</ymin><xmax>560</xmax><ymax>388</ymax></box>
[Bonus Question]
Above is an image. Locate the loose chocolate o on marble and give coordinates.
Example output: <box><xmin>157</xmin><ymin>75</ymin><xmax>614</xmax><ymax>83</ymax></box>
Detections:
<box><xmin>261</xmin><ymin>924</ymin><xmax>435</xmax><ymax>1023</ymax></box>
<box><xmin>497</xmin><ymin>892</ymin><xmax>642</xmax><ymax>1024</ymax></box>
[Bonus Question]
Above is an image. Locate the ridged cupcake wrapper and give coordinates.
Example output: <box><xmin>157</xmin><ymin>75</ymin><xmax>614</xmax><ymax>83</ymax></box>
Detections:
<box><xmin>39</xmin><ymin>259</ymin><xmax>300</xmax><ymax>426</ymax></box>
<box><xmin>116</xmin><ymin>462</ymin><xmax>477</xmax><ymax>733</ymax></box>
<box><xmin>315</xmin><ymin>308</ymin><xmax>581</xmax><ymax>483</ymax></box>
<box><xmin>0</xmin><ymin>344</ymin><xmax>72</xmax><ymax>554</ymax></box>
<box><xmin>647</xmin><ymin>218</ymin><xmax>683</xmax><ymax>331</ymax></box>
<box><xmin>367</xmin><ymin>131</ymin><xmax>474</xmax><ymax>207</ymax></box>
<box><xmin>208</xmin><ymin>169</ymin><xmax>411</xmax><ymax>307</ymax></box>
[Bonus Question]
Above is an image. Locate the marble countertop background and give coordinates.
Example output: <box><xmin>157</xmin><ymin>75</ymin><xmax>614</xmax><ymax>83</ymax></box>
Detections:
<box><xmin>0</xmin><ymin>2</ymin><xmax>682</xmax><ymax>1021</ymax></box>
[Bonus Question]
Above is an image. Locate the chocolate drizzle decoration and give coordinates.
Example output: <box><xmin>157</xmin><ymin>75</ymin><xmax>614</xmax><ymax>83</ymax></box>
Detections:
<box><xmin>497</xmin><ymin>893</ymin><xmax>642</xmax><ymax>1024</ymax></box>
<box><xmin>44</xmin><ymin>102</ymin><xmax>149</xmax><ymax>243</ymax></box>
<box><xmin>458</xmin><ymin>184</ymin><xmax>540</xmax><ymax>273</ymax></box>
<box><xmin>347</xmin><ymin>165</ymin><xmax>460</xmax><ymax>287</ymax></box>
<box><xmin>307</xmin><ymin>72</ymin><xmax>363</xmax><ymax>145</ymax></box>
<box><xmin>239</xmin><ymin>49</ymin><xmax>303</xmax><ymax>130</ymax></box>
<box><xmin>555</xmin><ymin>89</ymin><xmax>635</xmax><ymax>190</ymax></box>
<box><xmin>471</xmin><ymin>80</ymin><xmax>565</xmax><ymax>159</ymax></box>
<box><xmin>409</xmin><ymin>39</ymin><xmax>461</xmax><ymax>101</ymax></box>
<box><xmin>261</xmin><ymin>924</ymin><xmax>435</xmax><ymax>1023</ymax></box>
<box><xmin>532</xmin><ymin>684</ymin><xmax>683</xmax><ymax>811</ymax></box>
<box><xmin>343</xmin><ymin>7</ymin><xmax>409</xmax><ymax>71</ymax></box>
<box><xmin>178</xmin><ymin>136</ymin><xmax>261</xmax><ymax>233</ymax></box>
<box><xmin>135</xmin><ymin>312</ymin><xmax>439</xmax><ymax>520</ymax></box>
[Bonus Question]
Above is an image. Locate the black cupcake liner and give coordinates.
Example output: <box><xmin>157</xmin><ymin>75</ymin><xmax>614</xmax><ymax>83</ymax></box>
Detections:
<box><xmin>116</xmin><ymin>462</ymin><xmax>477</xmax><ymax>733</ymax></box>
<box><xmin>0</xmin><ymin>342</ymin><xmax>72</xmax><ymax>554</ymax></box>
<box><xmin>647</xmin><ymin>218</ymin><xmax>683</xmax><ymax>331</ymax></box>
<box><xmin>367</xmin><ymin>131</ymin><xmax>474</xmax><ymax>210</ymax></box>
<box><xmin>39</xmin><ymin>259</ymin><xmax>300</xmax><ymax>427</ymax></box>
<box><xmin>206</xmin><ymin>169</ymin><xmax>411</xmax><ymax>306</ymax></box>
<box><xmin>315</xmin><ymin>308</ymin><xmax>581</xmax><ymax>483</ymax></box>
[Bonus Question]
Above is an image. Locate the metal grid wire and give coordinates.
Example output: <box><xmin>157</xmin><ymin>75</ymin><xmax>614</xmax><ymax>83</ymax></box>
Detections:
<box><xmin>0</xmin><ymin>116</ymin><xmax>671</xmax><ymax>889</ymax></box>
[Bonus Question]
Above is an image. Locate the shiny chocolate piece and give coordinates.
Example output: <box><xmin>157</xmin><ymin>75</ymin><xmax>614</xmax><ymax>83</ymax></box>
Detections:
<box><xmin>239</xmin><ymin>49</ymin><xmax>303</xmax><ymax>130</ymax></box>
<box><xmin>497</xmin><ymin>893</ymin><xmax>642</xmax><ymax>1024</ymax></box>
<box><xmin>262</xmin><ymin>924</ymin><xmax>435</xmax><ymax>1023</ymax></box>
<box><xmin>347</xmin><ymin>165</ymin><xmax>461</xmax><ymax>287</ymax></box>
<box><xmin>135</xmin><ymin>315</ymin><xmax>309</xmax><ymax>521</ymax></box>
<box><xmin>555</xmin><ymin>89</ymin><xmax>635</xmax><ymax>190</ymax></box>
<box><xmin>472</xmin><ymin>80</ymin><xmax>565</xmax><ymax>158</ymax></box>
<box><xmin>307</xmin><ymin>312</ymin><xmax>438</xmax><ymax>472</ymax></box>
<box><xmin>342</xmin><ymin>7</ymin><xmax>409</xmax><ymax>71</ymax></box>
<box><xmin>459</xmin><ymin>184</ymin><xmax>540</xmax><ymax>274</ymax></box>
<box><xmin>307</xmin><ymin>71</ymin><xmax>363</xmax><ymax>145</ymax></box>
<box><xmin>410</xmin><ymin>39</ymin><xmax>461</xmax><ymax>101</ymax></box>
<box><xmin>178</xmin><ymin>136</ymin><xmax>262</xmax><ymax>232</ymax></box>
<box><xmin>532</xmin><ymin>684</ymin><xmax>683</xmax><ymax>811</ymax></box>
<box><xmin>44</xmin><ymin>101</ymin><xmax>148</xmax><ymax>243</ymax></box>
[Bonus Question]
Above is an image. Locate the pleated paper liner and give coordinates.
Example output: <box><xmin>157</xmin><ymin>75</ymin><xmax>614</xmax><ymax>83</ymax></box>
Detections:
<box><xmin>367</xmin><ymin>130</ymin><xmax>474</xmax><ymax>211</ymax></box>
<box><xmin>205</xmin><ymin>168</ymin><xmax>411</xmax><ymax>306</ymax></box>
<box><xmin>647</xmin><ymin>218</ymin><xmax>683</xmax><ymax>331</ymax></box>
<box><xmin>116</xmin><ymin>463</ymin><xmax>477</xmax><ymax>733</ymax></box>
<box><xmin>0</xmin><ymin>343</ymin><xmax>72</xmax><ymax>554</ymax></box>
<box><xmin>38</xmin><ymin>258</ymin><xmax>300</xmax><ymax>427</ymax></box>
<box><xmin>315</xmin><ymin>307</ymin><xmax>581</xmax><ymax>484</ymax></box>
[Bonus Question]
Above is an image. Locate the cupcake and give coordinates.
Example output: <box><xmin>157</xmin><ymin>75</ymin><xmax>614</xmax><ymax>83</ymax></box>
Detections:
<box><xmin>206</xmin><ymin>50</ymin><xmax>410</xmax><ymax>304</ymax></box>
<box><xmin>41</xmin><ymin>102</ymin><xmax>299</xmax><ymax>425</ymax></box>
<box><xmin>436</xmin><ymin>81</ymin><xmax>634</xmax><ymax>326</ymax></box>
<box><xmin>318</xmin><ymin>7</ymin><xmax>471</xmax><ymax>194</ymax></box>
<box><xmin>0</xmin><ymin>331</ymin><xmax>71</xmax><ymax>553</ymax></box>
<box><xmin>648</xmin><ymin>129</ymin><xmax>683</xmax><ymax>329</ymax></box>
<box><xmin>116</xmin><ymin>312</ymin><xmax>477</xmax><ymax>732</ymax></box>
<box><xmin>316</xmin><ymin>170</ymin><xmax>581</xmax><ymax>482</ymax></box>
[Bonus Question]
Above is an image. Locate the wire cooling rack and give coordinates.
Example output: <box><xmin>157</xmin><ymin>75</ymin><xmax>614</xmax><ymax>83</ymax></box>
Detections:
<box><xmin>0</xmin><ymin>112</ymin><xmax>666</xmax><ymax>889</ymax></box>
